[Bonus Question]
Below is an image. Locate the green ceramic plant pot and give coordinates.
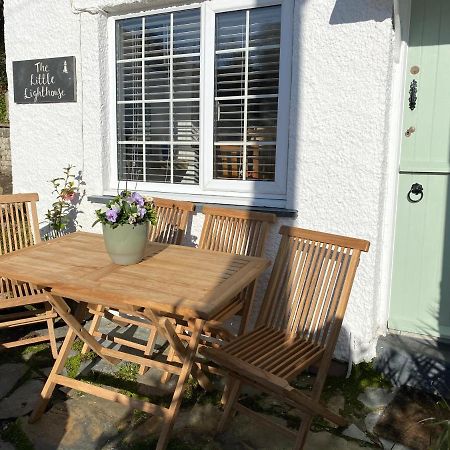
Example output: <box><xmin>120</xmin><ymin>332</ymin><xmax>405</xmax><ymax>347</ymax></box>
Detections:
<box><xmin>102</xmin><ymin>222</ymin><xmax>149</xmax><ymax>265</ymax></box>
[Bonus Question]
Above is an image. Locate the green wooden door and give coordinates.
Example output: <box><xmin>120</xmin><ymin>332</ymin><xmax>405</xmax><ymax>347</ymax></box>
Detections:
<box><xmin>390</xmin><ymin>0</ymin><xmax>450</xmax><ymax>337</ymax></box>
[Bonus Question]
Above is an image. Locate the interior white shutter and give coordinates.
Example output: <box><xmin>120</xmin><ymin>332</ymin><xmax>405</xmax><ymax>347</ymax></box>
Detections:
<box><xmin>116</xmin><ymin>9</ymin><xmax>200</xmax><ymax>185</ymax></box>
<box><xmin>213</xmin><ymin>6</ymin><xmax>281</xmax><ymax>181</ymax></box>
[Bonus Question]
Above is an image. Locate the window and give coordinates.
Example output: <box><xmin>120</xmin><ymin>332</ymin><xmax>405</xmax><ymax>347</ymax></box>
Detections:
<box><xmin>110</xmin><ymin>1</ymin><xmax>292</xmax><ymax>204</ymax></box>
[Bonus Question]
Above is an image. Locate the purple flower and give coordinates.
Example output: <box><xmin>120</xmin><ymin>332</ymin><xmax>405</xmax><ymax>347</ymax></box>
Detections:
<box><xmin>130</xmin><ymin>192</ymin><xmax>145</xmax><ymax>207</ymax></box>
<box><xmin>106</xmin><ymin>208</ymin><xmax>118</xmax><ymax>223</ymax></box>
<box><xmin>139</xmin><ymin>207</ymin><xmax>146</xmax><ymax>219</ymax></box>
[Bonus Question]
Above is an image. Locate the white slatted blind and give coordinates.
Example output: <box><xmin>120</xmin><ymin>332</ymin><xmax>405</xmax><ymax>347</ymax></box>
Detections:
<box><xmin>116</xmin><ymin>9</ymin><xmax>200</xmax><ymax>184</ymax></box>
<box><xmin>114</xmin><ymin>4</ymin><xmax>285</xmax><ymax>190</ymax></box>
<box><xmin>213</xmin><ymin>6</ymin><xmax>281</xmax><ymax>181</ymax></box>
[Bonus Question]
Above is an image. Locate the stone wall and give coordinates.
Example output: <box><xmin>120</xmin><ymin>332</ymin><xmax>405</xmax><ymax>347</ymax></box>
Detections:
<box><xmin>0</xmin><ymin>125</ymin><xmax>11</xmax><ymax>195</ymax></box>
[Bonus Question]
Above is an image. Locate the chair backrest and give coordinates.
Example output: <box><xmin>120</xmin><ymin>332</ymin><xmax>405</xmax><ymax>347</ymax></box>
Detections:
<box><xmin>149</xmin><ymin>197</ymin><xmax>195</xmax><ymax>245</ymax></box>
<box><xmin>199</xmin><ymin>206</ymin><xmax>276</xmax><ymax>257</ymax></box>
<box><xmin>258</xmin><ymin>226</ymin><xmax>369</xmax><ymax>349</ymax></box>
<box><xmin>0</xmin><ymin>193</ymin><xmax>41</xmax><ymax>255</ymax></box>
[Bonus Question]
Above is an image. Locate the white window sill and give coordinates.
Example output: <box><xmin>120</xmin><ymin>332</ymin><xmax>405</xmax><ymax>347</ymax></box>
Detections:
<box><xmin>88</xmin><ymin>194</ymin><xmax>297</xmax><ymax>218</ymax></box>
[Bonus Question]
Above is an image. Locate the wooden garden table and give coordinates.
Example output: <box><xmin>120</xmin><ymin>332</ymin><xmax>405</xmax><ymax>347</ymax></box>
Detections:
<box><xmin>0</xmin><ymin>232</ymin><xmax>270</xmax><ymax>450</ymax></box>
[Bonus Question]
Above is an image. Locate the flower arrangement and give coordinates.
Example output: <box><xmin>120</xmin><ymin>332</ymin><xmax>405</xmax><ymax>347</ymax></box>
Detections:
<box><xmin>94</xmin><ymin>191</ymin><xmax>157</xmax><ymax>229</ymax></box>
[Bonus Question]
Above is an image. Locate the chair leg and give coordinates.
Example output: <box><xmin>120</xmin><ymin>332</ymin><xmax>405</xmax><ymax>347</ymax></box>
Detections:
<box><xmin>217</xmin><ymin>379</ymin><xmax>241</xmax><ymax>433</ymax></box>
<box><xmin>45</xmin><ymin>303</ymin><xmax>58</xmax><ymax>359</ymax></box>
<box><xmin>160</xmin><ymin>322</ymin><xmax>182</xmax><ymax>384</ymax></box>
<box><xmin>293</xmin><ymin>414</ymin><xmax>313</xmax><ymax>450</ymax></box>
<box><xmin>81</xmin><ymin>304</ymin><xmax>104</xmax><ymax>354</ymax></box>
<box><xmin>293</xmin><ymin>353</ymin><xmax>336</xmax><ymax>449</ymax></box>
<box><xmin>138</xmin><ymin>326</ymin><xmax>158</xmax><ymax>376</ymax></box>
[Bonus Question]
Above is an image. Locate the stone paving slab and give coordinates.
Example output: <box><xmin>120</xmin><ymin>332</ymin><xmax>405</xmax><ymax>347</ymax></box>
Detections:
<box><xmin>0</xmin><ymin>363</ymin><xmax>27</xmax><ymax>399</ymax></box>
<box><xmin>0</xmin><ymin>379</ymin><xmax>44</xmax><ymax>420</ymax></box>
<box><xmin>0</xmin><ymin>439</ymin><xmax>14</xmax><ymax>450</ymax></box>
<box><xmin>18</xmin><ymin>393</ymin><xmax>131</xmax><ymax>450</ymax></box>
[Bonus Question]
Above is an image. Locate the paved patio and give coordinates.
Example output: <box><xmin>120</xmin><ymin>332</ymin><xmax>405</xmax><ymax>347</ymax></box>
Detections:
<box><xmin>0</xmin><ymin>319</ymin><xmax>443</xmax><ymax>450</ymax></box>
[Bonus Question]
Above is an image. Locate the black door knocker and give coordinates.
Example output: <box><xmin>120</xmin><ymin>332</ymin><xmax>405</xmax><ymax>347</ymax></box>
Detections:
<box><xmin>407</xmin><ymin>183</ymin><xmax>423</xmax><ymax>203</ymax></box>
<box><xmin>409</xmin><ymin>79</ymin><xmax>418</xmax><ymax>111</ymax></box>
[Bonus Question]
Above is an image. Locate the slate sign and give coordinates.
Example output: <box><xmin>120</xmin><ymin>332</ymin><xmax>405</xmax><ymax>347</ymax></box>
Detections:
<box><xmin>13</xmin><ymin>56</ymin><xmax>76</xmax><ymax>104</ymax></box>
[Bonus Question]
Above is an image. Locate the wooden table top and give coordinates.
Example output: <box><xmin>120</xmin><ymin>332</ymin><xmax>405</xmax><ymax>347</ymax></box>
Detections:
<box><xmin>0</xmin><ymin>232</ymin><xmax>270</xmax><ymax>320</ymax></box>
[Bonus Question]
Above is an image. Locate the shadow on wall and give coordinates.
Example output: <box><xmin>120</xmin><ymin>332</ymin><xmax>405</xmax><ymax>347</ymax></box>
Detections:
<box><xmin>330</xmin><ymin>0</ymin><xmax>393</xmax><ymax>25</ymax></box>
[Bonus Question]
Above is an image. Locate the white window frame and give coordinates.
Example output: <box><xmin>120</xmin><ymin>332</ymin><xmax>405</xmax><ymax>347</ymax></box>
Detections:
<box><xmin>107</xmin><ymin>0</ymin><xmax>294</xmax><ymax>206</ymax></box>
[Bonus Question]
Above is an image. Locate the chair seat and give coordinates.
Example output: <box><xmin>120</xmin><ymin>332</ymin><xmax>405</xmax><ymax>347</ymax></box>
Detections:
<box><xmin>202</xmin><ymin>326</ymin><xmax>325</xmax><ymax>381</ymax></box>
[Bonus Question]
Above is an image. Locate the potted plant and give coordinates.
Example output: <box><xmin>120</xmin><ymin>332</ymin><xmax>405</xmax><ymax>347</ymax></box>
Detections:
<box><xmin>94</xmin><ymin>191</ymin><xmax>157</xmax><ymax>265</ymax></box>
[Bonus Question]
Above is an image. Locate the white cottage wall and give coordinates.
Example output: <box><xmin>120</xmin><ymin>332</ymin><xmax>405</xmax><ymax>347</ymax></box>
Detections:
<box><xmin>4</xmin><ymin>0</ymin><xmax>396</xmax><ymax>362</ymax></box>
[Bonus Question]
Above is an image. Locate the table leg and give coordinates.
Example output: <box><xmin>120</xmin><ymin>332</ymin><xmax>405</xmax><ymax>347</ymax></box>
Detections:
<box><xmin>138</xmin><ymin>310</ymin><xmax>212</xmax><ymax>391</ymax></box>
<box><xmin>156</xmin><ymin>318</ymin><xmax>204</xmax><ymax>450</ymax></box>
<box><xmin>29</xmin><ymin>325</ymin><xmax>77</xmax><ymax>423</ymax></box>
<box><xmin>49</xmin><ymin>295</ymin><xmax>119</xmax><ymax>365</ymax></box>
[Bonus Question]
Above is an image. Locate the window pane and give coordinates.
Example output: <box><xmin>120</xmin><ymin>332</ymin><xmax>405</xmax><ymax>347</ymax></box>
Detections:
<box><xmin>145</xmin><ymin>103</ymin><xmax>170</xmax><ymax>141</ymax></box>
<box><xmin>215</xmin><ymin>51</ymin><xmax>245</xmax><ymax>98</ymax></box>
<box><xmin>214</xmin><ymin>99</ymin><xmax>244</xmax><ymax>142</ymax></box>
<box><xmin>118</xmin><ymin>143</ymin><xmax>144</xmax><ymax>181</ymax></box>
<box><xmin>248</xmin><ymin>47</ymin><xmax>280</xmax><ymax>96</ymax></box>
<box><xmin>173</xmin><ymin>102</ymin><xmax>200</xmax><ymax>142</ymax></box>
<box><xmin>214</xmin><ymin>145</ymin><xmax>243</xmax><ymax>179</ymax></box>
<box><xmin>247</xmin><ymin>98</ymin><xmax>278</xmax><ymax>142</ymax></box>
<box><xmin>173</xmin><ymin>56</ymin><xmax>200</xmax><ymax>99</ymax></box>
<box><xmin>145</xmin><ymin>144</ymin><xmax>171</xmax><ymax>183</ymax></box>
<box><xmin>173</xmin><ymin>10</ymin><xmax>201</xmax><ymax>55</ymax></box>
<box><xmin>213</xmin><ymin>5</ymin><xmax>281</xmax><ymax>182</ymax></box>
<box><xmin>144</xmin><ymin>15</ymin><xmax>170</xmax><ymax>58</ymax></box>
<box><xmin>144</xmin><ymin>59</ymin><xmax>169</xmax><ymax>100</ymax></box>
<box><xmin>247</xmin><ymin>144</ymin><xmax>276</xmax><ymax>180</ymax></box>
<box><xmin>117</xmin><ymin>103</ymin><xmax>143</xmax><ymax>141</ymax></box>
<box><xmin>249</xmin><ymin>7</ymin><xmax>281</xmax><ymax>47</ymax></box>
<box><xmin>173</xmin><ymin>144</ymin><xmax>199</xmax><ymax>184</ymax></box>
<box><xmin>216</xmin><ymin>11</ymin><xmax>245</xmax><ymax>50</ymax></box>
<box><xmin>116</xmin><ymin>18</ymin><xmax>142</xmax><ymax>60</ymax></box>
<box><xmin>116</xmin><ymin>61</ymin><xmax>142</xmax><ymax>102</ymax></box>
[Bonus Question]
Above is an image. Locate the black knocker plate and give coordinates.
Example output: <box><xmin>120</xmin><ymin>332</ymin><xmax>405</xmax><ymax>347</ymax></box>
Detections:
<box><xmin>408</xmin><ymin>183</ymin><xmax>423</xmax><ymax>203</ymax></box>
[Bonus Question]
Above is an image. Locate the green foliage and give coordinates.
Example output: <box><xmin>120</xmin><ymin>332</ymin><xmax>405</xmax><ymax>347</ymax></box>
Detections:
<box><xmin>322</xmin><ymin>361</ymin><xmax>391</xmax><ymax>418</ymax></box>
<box><xmin>1</xmin><ymin>420</ymin><xmax>34</xmax><ymax>450</ymax></box>
<box><xmin>0</xmin><ymin>91</ymin><xmax>7</xmax><ymax>124</ymax></box>
<box><xmin>45</xmin><ymin>164</ymin><xmax>85</xmax><ymax>238</ymax></box>
<box><xmin>65</xmin><ymin>339</ymin><xmax>97</xmax><ymax>378</ymax></box>
<box><xmin>117</xmin><ymin>362</ymin><xmax>139</xmax><ymax>382</ymax></box>
<box><xmin>422</xmin><ymin>396</ymin><xmax>450</xmax><ymax>450</ymax></box>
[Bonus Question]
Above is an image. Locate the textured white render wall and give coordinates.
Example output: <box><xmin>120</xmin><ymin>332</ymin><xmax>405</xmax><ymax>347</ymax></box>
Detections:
<box><xmin>5</xmin><ymin>0</ymin><xmax>395</xmax><ymax>362</ymax></box>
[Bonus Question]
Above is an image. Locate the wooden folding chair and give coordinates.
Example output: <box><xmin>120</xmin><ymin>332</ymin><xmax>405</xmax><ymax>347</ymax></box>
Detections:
<box><xmin>0</xmin><ymin>193</ymin><xmax>58</xmax><ymax>357</ymax></box>
<box><xmin>161</xmin><ymin>206</ymin><xmax>276</xmax><ymax>383</ymax></box>
<box><xmin>200</xmin><ymin>225</ymin><xmax>370</xmax><ymax>449</ymax></box>
<box><xmin>198</xmin><ymin>206</ymin><xmax>276</xmax><ymax>335</ymax></box>
<box><xmin>148</xmin><ymin>197</ymin><xmax>196</xmax><ymax>245</ymax></box>
<box><xmin>81</xmin><ymin>197</ymin><xmax>195</xmax><ymax>371</ymax></box>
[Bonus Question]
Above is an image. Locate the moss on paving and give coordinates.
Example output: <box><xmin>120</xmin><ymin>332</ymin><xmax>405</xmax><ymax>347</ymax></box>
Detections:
<box><xmin>1</xmin><ymin>420</ymin><xmax>34</xmax><ymax>450</ymax></box>
<box><xmin>64</xmin><ymin>339</ymin><xmax>98</xmax><ymax>378</ymax></box>
<box><xmin>117</xmin><ymin>362</ymin><xmax>139</xmax><ymax>382</ymax></box>
<box><xmin>322</xmin><ymin>361</ymin><xmax>392</xmax><ymax>418</ymax></box>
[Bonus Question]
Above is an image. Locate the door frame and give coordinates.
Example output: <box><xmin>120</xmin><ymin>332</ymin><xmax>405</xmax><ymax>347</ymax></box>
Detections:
<box><xmin>381</xmin><ymin>0</ymin><xmax>412</xmax><ymax>335</ymax></box>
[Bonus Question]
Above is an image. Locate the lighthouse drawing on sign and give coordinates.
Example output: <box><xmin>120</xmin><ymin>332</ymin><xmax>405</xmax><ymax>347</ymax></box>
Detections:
<box><xmin>63</xmin><ymin>60</ymin><xmax>68</xmax><ymax>74</ymax></box>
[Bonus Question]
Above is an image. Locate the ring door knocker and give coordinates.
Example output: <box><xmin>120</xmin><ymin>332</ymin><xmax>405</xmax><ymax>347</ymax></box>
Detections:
<box><xmin>408</xmin><ymin>183</ymin><xmax>424</xmax><ymax>203</ymax></box>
